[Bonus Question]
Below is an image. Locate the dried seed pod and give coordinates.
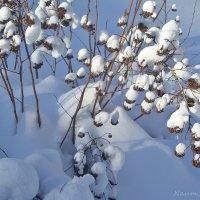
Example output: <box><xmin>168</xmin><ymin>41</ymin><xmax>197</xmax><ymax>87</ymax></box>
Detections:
<box><xmin>125</xmin><ymin>87</ymin><xmax>138</xmax><ymax>104</ymax></box>
<box><xmin>48</xmin><ymin>23</ymin><xmax>58</xmax><ymax>30</ymax></box>
<box><xmin>24</xmin><ymin>15</ymin><xmax>35</xmax><ymax>27</ymax></box>
<box><xmin>141</xmin><ymin>100</ymin><xmax>153</xmax><ymax>114</ymax></box>
<box><xmin>175</xmin><ymin>15</ymin><xmax>180</xmax><ymax>23</ymax></box>
<box><xmin>123</xmin><ymin>101</ymin><xmax>135</xmax><ymax>111</ymax></box>
<box><xmin>41</xmin><ymin>22</ymin><xmax>48</xmax><ymax>29</ymax></box>
<box><xmin>193</xmin><ymin>154</ymin><xmax>200</xmax><ymax>168</ymax></box>
<box><xmin>57</xmin><ymin>7</ymin><xmax>66</xmax><ymax>19</ymax></box>
<box><xmin>77</xmin><ymin>48</ymin><xmax>88</xmax><ymax>62</ymax></box>
<box><xmin>175</xmin><ymin>143</ymin><xmax>186</xmax><ymax>157</ymax></box>
<box><xmin>171</xmin><ymin>4</ymin><xmax>177</xmax><ymax>12</ymax></box>
<box><xmin>186</xmin><ymin>98</ymin><xmax>195</xmax><ymax>107</ymax></box>
<box><xmin>94</xmin><ymin>112</ymin><xmax>109</xmax><ymax>127</ymax></box>
<box><xmin>191</xmin><ymin>123</ymin><xmax>200</xmax><ymax>141</ymax></box>
<box><xmin>188</xmin><ymin>78</ymin><xmax>200</xmax><ymax>90</ymax></box>
<box><xmin>141</xmin><ymin>11</ymin><xmax>152</xmax><ymax>18</ymax></box>
<box><xmin>43</xmin><ymin>41</ymin><xmax>53</xmax><ymax>51</ymax></box>
<box><xmin>97</xmin><ymin>30</ymin><xmax>109</xmax><ymax>45</ymax></box>
<box><xmin>118</xmin><ymin>75</ymin><xmax>126</xmax><ymax>86</ymax></box>
<box><xmin>144</xmin><ymin>91</ymin><xmax>155</xmax><ymax>103</ymax></box>
<box><xmin>191</xmin><ymin>141</ymin><xmax>200</xmax><ymax>154</ymax></box>
<box><xmin>168</xmin><ymin>127</ymin><xmax>175</xmax><ymax>133</ymax></box>
<box><xmin>137</xmin><ymin>22</ymin><xmax>148</xmax><ymax>33</ymax></box>
<box><xmin>80</xmin><ymin>15</ymin><xmax>95</xmax><ymax>32</ymax></box>
<box><xmin>78</xmin><ymin>131</ymin><xmax>85</xmax><ymax>138</ymax></box>
<box><xmin>61</xmin><ymin>19</ymin><xmax>71</xmax><ymax>27</ymax></box>
<box><xmin>117</xmin><ymin>16</ymin><xmax>127</xmax><ymax>27</ymax></box>
<box><xmin>66</xmin><ymin>49</ymin><xmax>73</xmax><ymax>59</ymax></box>
<box><xmin>33</xmin><ymin>63</ymin><xmax>43</xmax><ymax>70</ymax></box>
<box><xmin>65</xmin><ymin>73</ymin><xmax>76</xmax><ymax>84</ymax></box>
<box><xmin>77</xmin><ymin>67</ymin><xmax>86</xmax><ymax>79</ymax></box>
<box><xmin>45</xmin><ymin>0</ymin><xmax>52</xmax><ymax>7</ymax></box>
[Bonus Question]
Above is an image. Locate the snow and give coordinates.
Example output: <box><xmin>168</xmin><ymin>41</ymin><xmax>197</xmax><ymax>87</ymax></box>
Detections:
<box><xmin>172</xmin><ymin>60</ymin><xmax>190</xmax><ymax>79</ymax></box>
<box><xmin>145</xmin><ymin>91</ymin><xmax>155</xmax><ymax>102</ymax></box>
<box><xmin>103</xmin><ymin>145</ymin><xmax>124</xmax><ymax>172</ymax></box>
<box><xmin>141</xmin><ymin>100</ymin><xmax>153</xmax><ymax>114</ymax></box>
<box><xmin>77</xmin><ymin>48</ymin><xmax>88</xmax><ymax>62</ymax></box>
<box><xmin>192</xmin><ymin>123</ymin><xmax>200</xmax><ymax>139</ymax></box>
<box><xmin>65</xmin><ymin>73</ymin><xmax>76</xmax><ymax>83</ymax></box>
<box><xmin>158</xmin><ymin>20</ymin><xmax>179</xmax><ymax>52</ymax></box>
<box><xmin>24</xmin><ymin>149</ymin><xmax>70</xmax><ymax>197</ymax></box>
<box><xmin>62</xmin><ymin>36</ymin><xmax>71</xmax><ymax>49</ymax></box>
<box><xmin>77</xmin><ymin>67</ymin><xmax>86</xmax><ymax>79</ymax></box>
<box><xmin>145</xmin><ymin>26</ymin><xmax>160</xmax><ymax>39</ymax></box>
<box><xmin>94</xmin><ymin>111</ymin><xmax>109</xmax><ymax>126</ymax></box>
<box><xmin>31</xmin><ymin>48</ymin><xmax>43</xmax><ymax>66</ymax></box>
<box><xmin>176</xmin><ymin>15</ymin><xmax>180</xmax><ymax>22</ymax></box>
<box><xmin>25</xmin><ymin>13</ymin><xmax>41</xmax><ymax>45</ymax></box>
<box><xmin>194</xmin><ymin>154</ymin><xmax>200</xmax><ymax>161</ymax></box>
<box><xmin>110</xmin><ymin>109</ymin><xmax>119</xmax><ymax>125</ymax></box>
<box><xmin>11</xmin><ymin>35</ymin><xmax>21</xmax><ymax>47</ymax></box>
<box><xmin>35</xmin><ymin>30</ymin><xmax>45</xmax><ymax>44</ymax></box>
<box><xmin>74</xmin><ymin>151</ymin><xmax>86</xmax><ymax>175</ymax></box>
<box><xmin>155</xmin><ymin>96</ymin><xmax>167</xmax><ymax>112</ymax></box>
<box><xmin>91</xmin><ymin>162</ymin><xmax>106</xmax><ymax>175</ymax></box>
<box><xmin>44</xmin><ymin>175</ymin><xmax>94</xmax><ymax>200</ymax></box>
<box><xmin>117</xmin><ymin>138</ymin><xmax>200</xmax><ymax>200</ymax></box>
<box><xmin>135</xmin><ymin>74</ymin><xmax>149</xmax><ymax>90</ymax></box>
<box><xmin>98</xmin><ymin>30</ymin><xmax>109</xmax><ymax>44</ymax></box>
<box><xmin>106</xmin><ymin>35</ymin><xmax>119</xmax><ymax>51</ymax></box>
<box><xmin>123</xmin><ymin>46</ymin><xmax>135</xmax><ymax>58</ymax></box>
<box><xmin>45</xmin><ymin>36</ymin><xmax>65</xmax><ymax>58</ymax></box>
<box><xmin>35</xmin><ymin>5</ymin><xmax>47</xmax><ymax>22</ymax></box>
<box><xmin>167</xmin><ymin>101</ymin><xmax>189</xmax><ymax>133</ymax></box>
<box><xmin>0</xmin><ymin>39</ymin><xmax>11</xmax><ymax>55</ymax></box>
<box><xmin>59</xmin><ymin>2</ymin><xmax>70</xmax><ymax>10</ymax></box>
<box><xmin>0</xmin><ymin>70</ymin><xmax>199</xmax><ymax>199</ymax></box>
<box><xmin>4</xmin><ymin>21</ymin><xmax>16</xmax><ymax>38</ymax></box>
<box><xmin>0</xmin><ymin>158</ymin><xmax>39</xmax><ymax>200</ymax></box>
<box><xmin>66</xmin><ymin>48</ymin><xmax>73</xmax><ymax>59</ymax></box>
<box><xmin>71</xmin><ymin>13</ymin><xmax>79</xmax><ymax>29</ymax></box>
<box><xmin>91</xmin><ymin>55</ymin><xmax>105</xmax><ymax>76</ymax></box>
<box><xmin>172</xmin><ymin>4</ymin><xmax>177</xmax><ymax>11</ymax></box>
<box><xmin>142</xmin><ymin>1</ymin><xmax>154</xmax><ymax>14</ymax></box>
<box><xmin>0</xmin><ymin>7</ymin><xmax>11</xmax><ymax>22</ymax></box>
<box><xmin>118</xmin><ymin>75</ymin><xmax>126</xmax><ymax>85</ymax></box>
<box><xmin>175</xmin><ymin>143</ymin><xmax>186</xmax><ymax>156</ymax></box>
<box><xmin>194</xmin><ymin>141</ymin><xmax>200</xmax><ymax>148</ymax></box>
<box><xmin>134</xmin><ymin>29</ymin><xmax>143</xmax><ymax>41</ymax></box>
<box><xmin>91</xmin><ymin>162</ymin><xmax>108</xmax><ymax>198</ymax></box>
<box><xmin>125</xmin><ymin>87</ymin><xmax>138</xmax><ymax>103</ymax></box>
<box><xmin>138</xmin><ymin>45</ymin><xmax>166</xmax><ymax>67</ymax></box>
<box><xmin>151</xmin><ymin>12</ymin><xmax>157</xmax><ymax>19</ymax></box>
<box><xmin>124</xmin><ymin>101</ymin><xmax>135</xmax><ymax>111</ymax></box>
<box><xmin>173</xmin><ymin>47</ymin><xmax>183</xmax><ymax>62</ymax></box>
<box><xmin>117</xmin><ymin>16</ymin><xmax>127</xmax><ymax>26</ymax></box>
<box><xmin>80</xmin><ymin>14</ymin><xmax>94</xmax><ymax>28</ymax></box>
<box><xmin>47</xmin><ymin>15</ymin><xmax>58</xmax><ymax>26</ymax></box>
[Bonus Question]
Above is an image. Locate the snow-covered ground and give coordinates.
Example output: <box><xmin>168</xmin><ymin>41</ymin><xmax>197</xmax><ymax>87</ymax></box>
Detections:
<box><xmin>1</xmin><ymin>72</ymin><xmax>200</xmax><ymax>199</ymax></box>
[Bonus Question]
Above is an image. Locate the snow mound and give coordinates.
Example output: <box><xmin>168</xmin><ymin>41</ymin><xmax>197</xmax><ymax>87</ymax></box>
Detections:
<box><xmin>118</xmin><ymin>139</ymin><xmax>200</xmax><ymax>200</ymax></box>
<box><xmin>44</xmin><ymin>175</ymin><xmax>94</xmax><ymax>200</ymax></box>
<box><xmin>0</xmin><ymin>158</ymin><xmax>39</xmax><ymax>200</ymax></box>
<box><xmin>25</xmin><ymin>149</ymin><xmax>71</xmax><ymax>197</ymax></box>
